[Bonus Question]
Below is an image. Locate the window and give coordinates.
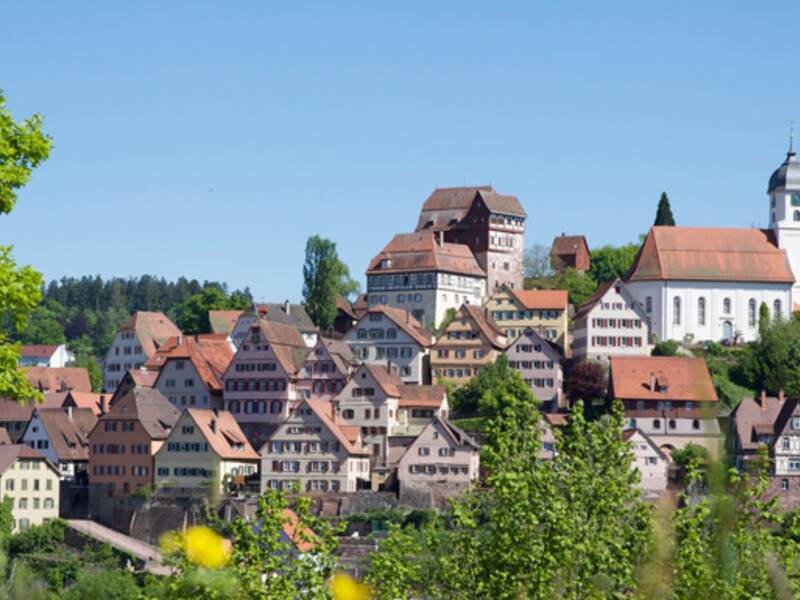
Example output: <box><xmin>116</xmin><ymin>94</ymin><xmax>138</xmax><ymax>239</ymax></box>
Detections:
<box><xmin>653</xmin><ymin>419</ymin><xmax>661</xmax><ymax>430</ymax></box>
<box><xmin>775</xmin><ymin>299</ymin><xmax>783</xmax><ymax>320</ymax></box>
<box><xmin>18</xmin><ymin>498</ymin><xmax>27</xmax><ymax>509</ymax></box>
<box><xmin>792</xmin><ymin>417</ymin><xmax>800</xmax><ymax>431</ymax></box>
<box><xmin>692</xmin><ymin>419</ymin><xmax>700</xmax><ymax>431</ymax></box>
<box><xmin>645</xmin><ymin>296</ymin><xmax>652</xmax><ymax>313</ymax></box>
<box><xmin>418</xmin><ymin>447</ymin><xmax>430</xmax><ymax>456</ymax></box>
<box><xmin>795</xmin><ymin>210</ymin><xmax>800</xmax><ymax>222</ymax></box>
<box><xmin>748</xmin><ymin>299</ymin><xmax>757</xmax><ymax>327</ymax></box>
<box><xmin>783</xmin><ymin>436</ymin><xmax>791</xmax><ymax>450</ymax></box>
<box><xmin>782</xmin><ymin>478</ymin><xmax>790</xmax><ymax>491</ymax></box>
<box><xmin>697</xmin><ymin>298</ymin><xmax>706</xmax><ymax>325</ymax></box>
<box><xmin>4</xmin><ymin>479</ymin><xmax>12</xmax><ymax>491</ymax></box>
<box><xmin>44</xmin><ymin>498</ymin><xmax>54</xmax><ymax>509</ymax></box>
<box><xmin>672</xmin><ymin>297</ymin><xmax>681</xmax><ymax>325</ymax></box>
<box><xmin>668</xmin><ymin>419</ymin><xmax>676</xmax><ymax>430</ymax></box>
<box><xmin>723</xmin><ymin>297</ymin><xmax>731</xmax><ymax>315</ymax></box>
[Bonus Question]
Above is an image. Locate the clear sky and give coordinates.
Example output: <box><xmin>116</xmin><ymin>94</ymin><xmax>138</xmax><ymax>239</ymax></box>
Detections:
<box><xmin>2</xmin><ymin>2</ymin><xmax>799</xmax><ymax>301</ymax></box>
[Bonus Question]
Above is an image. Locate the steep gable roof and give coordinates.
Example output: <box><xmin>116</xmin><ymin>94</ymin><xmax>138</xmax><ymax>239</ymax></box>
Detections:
<box><xmin>246</xmin><ymin>303</ymin><xmax>316</xmax><ymax>334</ymax></box>
<box><xmin>147</xmin><ymin>335</ymin><xmax>233</xmax><ymax>392</ymax></box>
<box><xmin>360</xmin><ymin>305</ymin><xmax>435</xmax><ymax>348</ymax></box>
<box><xmin>609</xmin><ymin>356</ymin><xmax>718</xmax><ymax>402</ymax></box>
<box><xmin>358</xmin><ymin>364</ymin><xmax>404</xmax><ymax>398</ymax></box>
<box><xmin>505</xmin><ymin>327</ymin><xmax>562</xmax><ymax>361</ymax></box>
<box><xmin>456</xmin><ymin>304</ymin><xmax>506</xmax><ymax>348</ymax></box>
<box><xmin>31</xmin><ymin>407</ymin><xmax>97</xmax><ymax>462</ymax></box>
<box><xmin>415</xmin><ymin>186</ymin><xmax>525</xmax><ymax>231</ymax></box>
<box><xmin>627</xmin><ymin>226</ymin><xmax>795</xmax><ymax>284</ymax></box>
<box><xmin>0</xmin><ymin>395</ymin><xmax>65</xmax><ymax>423</ymax></box>
<box><xmin>46</xmin><ymin>391</ymin><xmax>108</xmax><ymax>416</ymax></box>
<box><xmin>367</xmin><ymin>232</ymin><xmax>486</xmax><ymax>278</ymax></box>
<box><xmin>120</xmin><ymin>311</ymin><xmax>182</xmax><ymax>357</ymax></box>
<box><xmin>208</xmin><ymin>310</ymin><xmax>244</xmax><ymax>334</ymax></box>
<box><xmin>551</xmin><ymin>234</ymin><xmax>589</xmax><ymax>258</ymax></box>
<box><xmin>335</xmin><ymin>296</ymin><xmax>357</xmax><ymax>321</ymax></box>
<box><xmin>622</xmin><ymin>428</ymin><xmax>669</xmax><ymax>461</ymax></box>
<box><xmin>0</xmin><ymin>444</ymin><xmax>54</xmax><ymax>476</ymax></box>
<box><xmin>23</xmin><ymin>367</ymin><xmax>91</xmax><ymax>394</ymax></box>
<box><xmin>731</xmin><ymin>395</ymin><xmax>787</xmax><ymax>452</ymax></box>
<box><xmin>100</xmin><ymin>387</ymin><xmax>180</xmax><ymax>439</ymax></box>
<box><xmin>772</xmin><ymin>398</ymin><xmax>800</xmax><ymax>439</ymax></box>
<box><xmin>398</xmin><ymin>385</ymin><xmax>447</xmax><ymax>408</ymax></box>
<box><xmin>259</xmin><ymin>321</ymin><xmax>309</xmax><ymax>375</ymax></box>
<box><xmin>182</xmin><ymin>409</ymin><xmax>259</xmax><ymax>461</ymax></box>
<box><xmin>574</xmin><ymin>278</ymin><xmax>647</xmax><ymax>321</ymax></box>
<box><xmin>298</xmin><ymin>399</ymin><xmax>370</xmax><ymax>456</ymax></box>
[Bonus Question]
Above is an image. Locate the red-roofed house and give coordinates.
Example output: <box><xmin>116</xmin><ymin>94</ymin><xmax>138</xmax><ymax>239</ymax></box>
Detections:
<box><xmin>415</xmin><ymin>186</ymin><xmax>526</xmax><ymax>292</ymax></box>
<box><xmin>147</xmin><ymin>334</ymin><xmax>234</xmax><ymax>410</ymax></box>
<box><xmin>24</xmin><ymin>367</ymin><xmax>92</xmax><ymax>394</ymax></box>
<box><xmin>21</xmin><ymin>407</ymin><xmax>97</xmax><ymax>480</ymax></box>
<box><xmin>366</xmin><ymin>231</ymin><xmax>487</xmax><ymax>328</ymax></box>
<box><xmin>222</xmin><ymin>322</ymin><xmax>309</xmax><ymax>450</ymax></box>
<box><xmin>260</xmin><ymin>398</ymin><xmax>371</xmax><ymax>493</ymax></box>
<box><xmin>609</xmin><ymin>356</ymin><xmax>723</xmax><ymax>457</ymax></box>
<box><xmin>551</xmin><ymin>234</ymin><xmax>591</xmax><ymax>272</ymax></box>
<box><xmin>625</xmin><ymin>226</ymin><xmax>794</xmax><ymax>344</ymax></box>
<box><xmin>0</xmin><ymin>445</ymin><xmax>60</xmax><ymax>531</ymax></box>
<box><xmin>296</xmin><ymin>338</ymin><xmax>357</xmax><ymax>401</ymax></box>
<box><xmin>344</xmin><ymin>305</ymin><xmax>435</xmax><ymax>384</ymax></box>
<box><xmin>486</xmin><ymin>285</ymin><xmax>569</xmax><ymax>348</ymax></box>
<box><xmin>103</xmin><ymin>311</ymin><xmax>182</xmax><ymax>392</ymax></box>
<box><xmin>154</xmin><ymin>408</ymin><xmax>259</xmax><ymax>495</ymax></box>
<box><xmin>18</xmin><ymin>344</ymin><xmax>74</xmax><ymax>368</ymax></box>
<box><xmin>430</xmin><ymin>304</ymin><xmax>507</xmax><ymax>385</ymax></box>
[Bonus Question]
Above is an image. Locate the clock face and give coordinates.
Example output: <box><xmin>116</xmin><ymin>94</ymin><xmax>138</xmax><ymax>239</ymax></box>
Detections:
<box><xmin>792</xmin><ymin>194</ymin><xmax>800</xmax><ymax>207</ymax></box>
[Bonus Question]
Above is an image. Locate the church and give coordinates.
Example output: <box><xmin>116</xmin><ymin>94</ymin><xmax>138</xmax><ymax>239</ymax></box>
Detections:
<box><xmin>624</xmin><ymin>143</ymin><xmax>800</xmax><ymax>344</ymax></box>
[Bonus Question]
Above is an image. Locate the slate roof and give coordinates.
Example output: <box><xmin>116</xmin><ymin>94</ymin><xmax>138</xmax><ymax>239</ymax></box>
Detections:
<box><xmin>31</xmin><ymin>407</ymin><xmax>97</xmax><ymax>462</ymax></box>
<box><xmin>609</xmin><ymin>356</ymin><xmax>718</xmax><ymax>402</ymax></box>
<box><xmin>627</xmin><ymin>226</ymin><xmax>795</xmax><ymax>284</ymax></box>
<box><xmin>367</xmin><ymin>232</ymin><xmax>486</xmax><ymax>278</ymax></box>
<box><xmin>119</xmin><ymin>311</ymin><xmax>182</xmax><ymax>357</ymax></box>
<box><xmin>24</xmin><ymin>367</ymin><xmax>91</xmax><ymax>394</ymax></box>
<box><xmin>208</xmin><ymin>310</ymin><xmax>244</xmax><ymax>334</ymax></box>
<box><xmin>100</xmin><ymin>388</ymin><xmax>180</xmax><ymax>439</ymax></box>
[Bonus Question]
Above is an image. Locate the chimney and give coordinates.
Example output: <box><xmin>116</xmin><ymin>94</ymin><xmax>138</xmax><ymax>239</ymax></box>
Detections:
<box><xmin>331</xmin><ymin>402</ymin><xmax>336</xmax><ymax>421</ymax></box>
<box><xmin>650</xmin><ymin>373</ymin><xmax>657</xmax><ymax>392</ymax></box>
<box><xmin>760</xmin><ymin>389</ymin><xmax>767</xmax><ymax>411</ymax></box>
<box><xmin>100</xmin><ymin>395</ymin><xmax>108</xmax><ymax>415</ymax></box>
<box><xmin>437</xmin><ymin>231</ymin><xmax>444</xmax><ymax>248</ymax></box>
<box><xmin>779</xmin><ymin>389</ymin><xmax>785</xmax><ymax>404</ymax></box>
<box><xmin>284</xmin><ymin>300</ymin><xmax>290</xmax><ymax>315</ymax></box>
<box><xmin>67</xmin><ymin>406</ymin><xmax>73</xmax><ymax>421</ymax></box>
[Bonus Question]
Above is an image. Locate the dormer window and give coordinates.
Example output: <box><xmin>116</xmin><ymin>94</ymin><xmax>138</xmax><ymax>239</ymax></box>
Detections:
<box><xmin>792</xmin><ymin>417</ymin><xmax>800</xmax><ymax>431</ymax></box>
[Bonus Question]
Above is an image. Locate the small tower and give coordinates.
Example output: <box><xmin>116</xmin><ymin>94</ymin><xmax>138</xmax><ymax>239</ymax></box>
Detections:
<box><xmin>769</xmin><ymin>128</ymin><xmax>800</xmax><ymax>303</ymax></box>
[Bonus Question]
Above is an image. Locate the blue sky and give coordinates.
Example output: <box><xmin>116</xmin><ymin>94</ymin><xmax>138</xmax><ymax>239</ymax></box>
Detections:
<box><xmin>2</xmin><ymin>2</ymin><xmax>799</xmax><ymax>301</ymax></box>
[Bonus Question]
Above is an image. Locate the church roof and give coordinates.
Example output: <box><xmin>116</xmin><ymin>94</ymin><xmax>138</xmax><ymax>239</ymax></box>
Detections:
<box><xmin>627</xmin><ymin>226</ymin><xmax>795</xmax><ymax>284</ymax></box>
<box><xmin>768</xmin><ymin>149</ymin><xmax>800</xmax><ymax>194</ymax></box>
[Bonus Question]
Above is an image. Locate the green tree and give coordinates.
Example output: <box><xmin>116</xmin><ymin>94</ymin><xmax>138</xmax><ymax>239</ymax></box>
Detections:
<box><xmin>63</xmin><ymin>566</ymin><xmax>140</xmax><ymax>600</ymax></box>
<box><xmin>523</xmin><ymin>243</ymin><xmax>553</xmax><ymax>278</ymax></box>
<box><xmin>588</xmin><ymin>242</ymin><xmax>640</xmax><ymax>283</ymax></box>
<box><xmin>654</xmin><ymin>191</ymin><xmax>676</xmax><ymax>226</ymax></box>
<box><xmin>652</xmin><ymin>339</ymin><xmax>680</xmax><ymax>356</ymax></box>
<box><xmin>302</xmin><ymin>236</ymin><xmax>358</xmax><ymax>330</ymax></box>
<box><xmin>740</xmin><ymin>314</ymin><xmax>800</xmax><ymax>396</ymax></box>
<box><xmin>759</xmin><ymin>301</ymin><xmax>770</xmax><ymax>337</ymax></box>
<box><xmin>548</xmin><ymin>267</ymin><xmax>598</xmax><ymax>307</ymax></box>
<box><xmin>450</xmin><ymin>355</ymin><xmax>530</xmax><ymax>419</ymax></box>
<box><xmin>67</xmin><ymin>336</ymin><xmax>102</xmax><ymax>392</ymax></box>
<box><xmin>0</xmin><ymin>91</ymin><xmax>51</xmax><ymax>402</ymax></box>
<box><xmin>172</xmin><ymin>286</ymin><xmax>236</xmax><ymax>334</ymax></box>
<box><xmin>17</xmin><ymin>304</ymin><xmax>65</xmax><ymax>345</ymax></box>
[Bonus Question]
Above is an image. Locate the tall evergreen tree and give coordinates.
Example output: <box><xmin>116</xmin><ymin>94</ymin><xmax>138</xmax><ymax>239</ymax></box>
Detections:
<box><xmin>654</xmin><ymin>191</ymin><xmax>676</xmax><ymax>226</ymax></box>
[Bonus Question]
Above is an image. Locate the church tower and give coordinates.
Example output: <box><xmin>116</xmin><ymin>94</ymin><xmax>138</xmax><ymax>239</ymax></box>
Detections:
<box><xmin>769</xmin><ymin>132</ymin><xmax>800</xmax><ymax>305</ymax></box>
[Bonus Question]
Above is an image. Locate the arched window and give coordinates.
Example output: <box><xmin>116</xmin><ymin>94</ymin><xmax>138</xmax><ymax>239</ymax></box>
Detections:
<box><xmin>748</xmin><ymin>299</ymin><xmax>757</xmax><ymax>327</ymax></box>
<box><xmin>645</xmin><ymin>296</ymin><xmax>653</xmax><ymax>313</ymax></box>
<box><xmin>775</xmin><ymin>299</ymin><xmax>783</xmax><ymax>320</ymax></box>
<box><xmin>692</xmin><ymin>419</ymin><xmax>700</xmax><ymax>430</ymax></box>
<box><xmin>653</xmin><ymin>419</ymin><xmax>661</xmax><ymax>430</ymax></box>
<box><xmin>673</xmin><ymin>297</ymin><xmax>681</xmax><ymax>325</ymax></box>
<box><xmin>794</xmin><ymin>210</ymin><xmax>800</xmax><ymax>221</ymax></box>
<box><xmin>697</xmin><ymin>298</ymin><xmax>706</xmax><ymax>325</ymax></box>
<box><xmin>668</xmin><ymin>419</ymin><xmax>676</xmax><ymax>430</ymax></box>
<box><xmin>630</xmin><ymin>418</ymin><xmax>637</xmax><ymax>429</ymax></box>
<box><xmin>723</xmin><ymin>297</ymin><xmax>731</xmax><ymax>315</ymax></box>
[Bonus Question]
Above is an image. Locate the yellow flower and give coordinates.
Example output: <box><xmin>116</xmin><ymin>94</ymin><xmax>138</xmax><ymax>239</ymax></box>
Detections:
<box><xmin>183</xmin><ymin>526</ymin><xmax>231</xmax><ymax>568</ymax></box>
<box><xmin>159</xmin><ymin>530</ymin><xmax>184</xmax><ymax>555</ymax></box>
<box><xmin>331</xmin><ymin>571</ymin><xmax>371</xmax><ymax>600</ymax></box>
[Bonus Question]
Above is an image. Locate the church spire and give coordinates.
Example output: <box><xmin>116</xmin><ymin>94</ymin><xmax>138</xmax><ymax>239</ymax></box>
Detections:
<box><xmin>789</xmin><ymin>122</ymin><xmax>796</xmax><ymax>158</ymax></box>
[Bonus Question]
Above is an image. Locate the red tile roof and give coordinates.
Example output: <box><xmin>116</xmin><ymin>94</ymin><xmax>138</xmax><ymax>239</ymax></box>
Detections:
<box><xmin>120</xmin><ymin>311</ymin><xmax>182</xmax><ymax>357</ymax></box>
<box><xmin>24</xmin><ymin>367</ymin><xmax>91</xmax><ymax>394</ymax></box>
<box><xmin>367</xmin><ymin>232</ymin><xmax>486</xmax><ymax>278</ymax></box>
<box><xmin>99</xmin><ymin>388</ymin><xmax>180</xmax><ymax>439</ymax></box>
<box><xmin>363</xmin><ymin>305</ymin><xmax>434</xmax><ymax>348</ymax></box>
<box><xmin>259</xmin><ymin>321</ymin><xmax>309</xmax><ymax>375</ymax></box>
<box><xmin>510</xmin><ymin>289</ymin><xmax>569</xmax><ymax>310</ymax></box>
<box><xmin>731</xmin><ymin>395</ymin><xmax>786</xmax><ymax>452</ymax></box>
<box><xmin>46</xmin><ymin>391</ymin><xmax>108</xmax><ymax>416</ymax></box>
<box><xmin>183</xmin><ymin>409</ymin><xmax>259</xmax><ymax>461</ymax></box>
<box><xmin>281</xmin><ymin>508</ymin><xmax>317</xmax><ymax>553</ymax></box>
<box><xmin>627</xmin><ymin>226</ymin><xmax>795</xmax><ymax>284</ymax></box>
<box><xmin>416</xmin><ymin>187</ymin><xmax>526</xmax><ymax>231</ymax></box>
<box><xmin>128</xmin><ymin>369</ymin><xmax>159</xmax><ymax>388</ymax></box>
<box><xmin>551</xmin><ymin>234</ymin><xmax>589</xmax><ymax>258</ymax></box>
<box><xmin>31</xmin><ymin>407</ymin><xmax>97</xmax><ymax>462</ymax></box>
<box><xmin>609</xmin><ymin>356</ymin><xmax>718</xmax><ymax>402</ymax></box>
<box><xmin>360</xmin><ymin>364</ymin><xmax>405</xmax><ymax>398</ymax></box>
<box><xmin>398</xmin><ymin>385</ymin><xmax>447</xmax><ymax>408</ymax></box>
<box><xmin>458</xmin><ymin>304</ymin><xmax>506</xmax><ymax>348</ymax></box>
<box><xmin>304</xmin><ymin>399</ymin><xmax>370</xmax><ymax>456</ymax></box>
<box><xmin>147</xmin><ymin>335</ymin><xmax>233</xmax><ymax>392</ymax></box>
<box><xmin>19</xmin><ymin>345</ymin><xmax>60</xmax><ymax>359</ymax></box>
<box><xmin>0</xmin><ymin>444</ymin><xmax>52</xmax><ymax>475</ymax></box>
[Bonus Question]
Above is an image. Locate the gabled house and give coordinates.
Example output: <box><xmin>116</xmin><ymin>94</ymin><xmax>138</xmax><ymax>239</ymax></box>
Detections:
<box><xmin>230</xmin><ymin>303</ymin><xmax>317</xmax><ymax>349</ymax></box>
<box><xmin>551</xmin><ymin>234</ymin><xmax>591</xmax><ymax>272</ymax></box>
<box><xmin>366</xmin><ymin>231</ymin><xmax>487</xmax><ymax>328</ymax></box>
<box><xmin>486</xmin><ymin>287</ymin><xmax>569</xmax><ymax>348</ymax></box>
<box><xmin>88</xmin><ymin>387</ymin><xmax>180</xmax><ymax>496</ymax></box>
<box><xmin>609</xmin><ymin>356</ymin><xmax>723</xmax><ymax>457</ymax></box>
<box><xmin>146</xmin><ymin>334</ymin><xmax>233</xmax><ymax>410</ymax></box>
<box><xmin>623</xmin><ymin>428</ymin><xmax>670</xmax><ymax>499</ymax></box>
<box><xmin>208</xmin><ymin>310</ymin><xmax>244</xmax><ymax>335</ymax></box>
<box><xmin>0</xmin><ymin>445</ymin><xmax>60</xmax><ymax>531</ymax></box>
<box><xmin>260</xmin><ymin>398</ymin><xmax>371</xmax><ymax>493</ymax></box>
<box><xmin>0</xmin><ymin>395</ymin><xmax>69</xmax><ymax>442</ymax></box>
<box><xmin>344</xmin><ymin>304</ymin><xmax>435</xmax><ymax>384</ymax></box>
<box><xmin>154</xmin><ymin>408</ymin><xmax>259</xmax><ymax>495</ymax></box>
<box><xmin>222</xmin><ymin>321</ymin><xmax>308</xmax><ymax>449</ymax></box>
<box><xmin>296</xmin><ymin>338</ymin><xmax>357</xmax><ymax>401</ymax></box>
<box><xmin>397</xmin><ymin>417</ymin><xmax>480</xmax><ymax>493</ymax></box>
<box><xmin>109</xmin><ymin>369</ymin><xmax>159</xmax><ymax>407</ymax></box>
<box><xmin>103</xmin><ymin>311</ymin><xmax>182</xmax><ymax>392</ymax></box>
<box><xmin>573</xmin><ymin>278</ymin><xmax>651</xmax><ymax>361</ymax></box>
<box><xmin>332</xmin><ymin>296</ymin><xmax>358</xmax><ymax>339</ymax></box>
<box><xmin>21</xmin><ymin>407</ymin><xmax>97</xmax><ymax>480</ymax></box>
<box><xmin>46</xmin><ymin>391</ymin><xmax>109</xmax><ymax>417</ymax></box>
<box><xmin>430</xmin><ymin>304</ymin><xmax>507</xmax><ymax>384</ymax></box>
<box><xmin>18</xmin><ymin>344</ymin><xmax>74</xmax><ymax>368</ymax></box>
<box><xmin>24</xmin><ymin>367</ymin><xmax>92</xmax><ymax>394</ymax></box>
<box><xmin>504</xmin><ymin>327</ymin><xmax>565</xmax><ymax>412</ymax></box>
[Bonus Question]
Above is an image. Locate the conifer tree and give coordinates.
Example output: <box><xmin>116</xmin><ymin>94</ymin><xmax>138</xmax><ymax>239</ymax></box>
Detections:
<box><xmin>654</xmin><ymin>192</ymin><xmax>676</xmax><ymax>226</ymax></box>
